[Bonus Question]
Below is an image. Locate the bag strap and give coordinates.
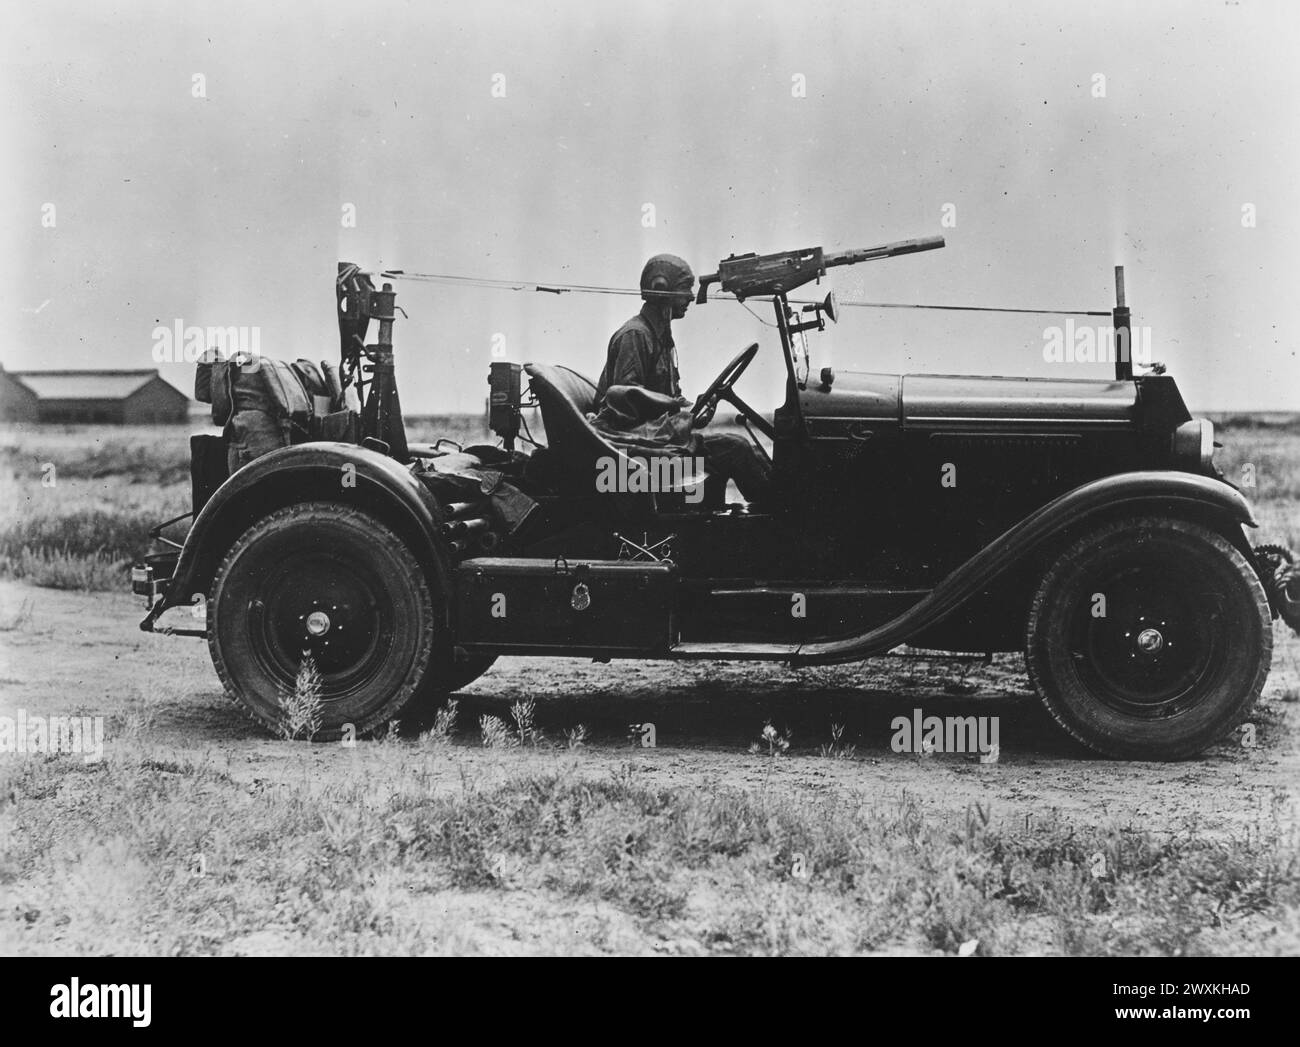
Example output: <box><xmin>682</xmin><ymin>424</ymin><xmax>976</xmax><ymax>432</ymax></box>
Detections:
<box><xmin>211</xmin><ymin>359</ymin><xmax>235</xmax><ymax>427</ymax></box>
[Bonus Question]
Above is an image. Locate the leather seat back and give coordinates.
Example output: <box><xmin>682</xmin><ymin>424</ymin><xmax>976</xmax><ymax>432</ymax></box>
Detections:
<box><xmin>524</xmin><ymin>363</ymin><xmax>627</xmax><ymax>496</ymax></box>
<box><xmin>524</xmin><ymin>363</ymin><xmax>719</xmax><ymax>509</ymax></box>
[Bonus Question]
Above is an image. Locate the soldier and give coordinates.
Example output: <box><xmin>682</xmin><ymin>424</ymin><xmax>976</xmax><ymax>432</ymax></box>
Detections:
<box><xmin>596</xmin><ymin>253</ymin><xmax>772</xmax><ymax>505</ymax></box>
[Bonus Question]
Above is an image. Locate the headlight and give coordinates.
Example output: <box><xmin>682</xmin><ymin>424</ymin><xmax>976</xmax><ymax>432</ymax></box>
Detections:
<box><xmin>1172</xmin><ymin>419</ymin><xmax>1215</xmax><ymax>470</ymax></box>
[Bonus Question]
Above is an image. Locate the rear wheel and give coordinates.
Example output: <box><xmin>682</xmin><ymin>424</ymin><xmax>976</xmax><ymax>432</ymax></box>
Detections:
<box><xmin>209</xmin><ymin>502</ymin><xmax>435</xmax><ymax>740</ymax></box>
<box><xmin>1026</xmin><ymin>516</ymin><xmax>1271</xmax><ymax>759</ymax></box>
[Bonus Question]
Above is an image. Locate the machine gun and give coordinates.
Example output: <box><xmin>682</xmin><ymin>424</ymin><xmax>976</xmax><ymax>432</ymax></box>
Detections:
<box><xmin>695</xmin><ymin>234</ymin><xmax>945</xmax><ymax>303</ymax></box>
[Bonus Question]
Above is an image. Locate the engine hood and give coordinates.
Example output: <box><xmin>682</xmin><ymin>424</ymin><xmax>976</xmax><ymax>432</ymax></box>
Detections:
<box><xmin>800</xmin><ymin>371</ymin><xmax>1137</xmax><ymax>428</ymax></box>
<box><xmin>902</xmin><ymin>374</ymin><xmax>1137</xmax><ymax>428</ymax></box>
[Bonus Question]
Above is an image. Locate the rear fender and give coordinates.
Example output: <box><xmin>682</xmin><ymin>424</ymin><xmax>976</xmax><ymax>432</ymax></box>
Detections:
<box><xmin>142</xmin><ymin>443</ymin><xmax>452</xmax><ymax>629</ymax></box>
<box><xmin>794</xmin><ymin>470</ymin><xmax>1258</xmax><ymax>665</ymax></box>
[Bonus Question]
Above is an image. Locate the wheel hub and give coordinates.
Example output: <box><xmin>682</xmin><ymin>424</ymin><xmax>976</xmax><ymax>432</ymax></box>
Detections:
<box><xmin>1135</xmin><ymin>626</ymin><xmax>1163</xmax><ymax>653</ymax></box>
<box><xmin>256</xmin><ymin>559</ymin><xmax>380</xmax><ymax>680</ymax></box>
<box><xmin>1073</xmin><ymin>560</ymin><xmax>1217</xmax><ymax>717</ymax></box>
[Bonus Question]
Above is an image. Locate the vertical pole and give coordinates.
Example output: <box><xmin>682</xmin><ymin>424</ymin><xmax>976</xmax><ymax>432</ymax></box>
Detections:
<box><xmin>361</xmin><ymin>282</ymin><xmax>410</xmax><ymax>461</ymax></box>
<box><xmin>1113</xmin><ymin>265</ymin><xmax>1132</xmax><ymax>381</ymax></box>
<box><xmin>773</xmin><ymin>293</ymin><xmax>806</xmax><ymax>439</ymax></box>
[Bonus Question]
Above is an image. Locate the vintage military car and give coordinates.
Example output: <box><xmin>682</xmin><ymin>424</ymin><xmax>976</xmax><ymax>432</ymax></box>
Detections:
<box><xmin>132</xmin><ymin>239</ymin><xmax>1299</xmax><ymax>758</ymax></box>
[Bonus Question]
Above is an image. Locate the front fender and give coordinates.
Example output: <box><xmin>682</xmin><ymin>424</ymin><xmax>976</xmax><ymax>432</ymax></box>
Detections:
<box><xmin>793</xmin><ymin>470</ymin><xmax>1257</xmax><ymax>665</ymax></box>
<box><xmin>144</xmin><ymin>443</ymin><xmax>451</xmax><ymax>627</ymax></box>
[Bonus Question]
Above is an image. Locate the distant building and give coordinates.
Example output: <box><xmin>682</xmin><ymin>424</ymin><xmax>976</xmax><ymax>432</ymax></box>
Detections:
<box><xmin>0</xmin><ymin>365</ymin><xmax>39</xmax><ymax>423</ymax></box>
<box><xmin>0</xmin><ymin>368</ymin><xmax>190</xmax><ymax>424</ymax></box>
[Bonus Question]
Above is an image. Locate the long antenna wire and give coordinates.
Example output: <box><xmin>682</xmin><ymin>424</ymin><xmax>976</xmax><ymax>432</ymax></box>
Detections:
<box><xmin>374</xmin><ymin>268</ymin><xmax>1111</xmax><ymax>317</ymax></box>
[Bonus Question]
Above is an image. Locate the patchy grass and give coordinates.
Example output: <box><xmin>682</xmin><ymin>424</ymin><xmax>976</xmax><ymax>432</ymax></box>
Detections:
<box><xmin>2</xmin><ymin>751</ymin><xmax>1296</xmax><ymax>956</ymax></box>
<box><xmin>0</xmin><ymin>426</ymin><xmax>192</xmax><ymax>589</ymax></box>
<box><xmin>1</xmin><ymin>549</ymin><xmax>130</xmax><ymax>590</ymax></box>
<box><xmin>820</xmin><ymin>722</ymin><xmax>857</xmax><ymax>760</ymax></box>
<box><xmin>1213</xmin><ymin>420</ymin><xmax>1300</xmax><ymax>503</ymax></box>
<box><xmin>0</xmin><ymin>424</ymin><xmax>197</xmax><ymax>486</ymax></box>
<box><xmin>418</xmin><ymin>699</ymin><xmax>460</xmax><ymax>749</ymax></box>
<box><xmin>0</xmin><ymin>505</ymin><xmax>175</xmax><ymax>557</ymax></box>
<box><xmin>0</xmin><ymin>419</ymin><xmax>494</xmax><ymax>590</ymax></box>
<box><xmin>479</xmin><ymin>713</ymin><xmax>514</xmax><ymax>750</ymax></box>
<box><xmin>277</xmin><ymin>654</ymin><xmax>324</xmax><ymax>743</ymax></box>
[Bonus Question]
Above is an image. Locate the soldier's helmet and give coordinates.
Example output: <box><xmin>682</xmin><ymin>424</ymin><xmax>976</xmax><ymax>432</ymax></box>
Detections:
<box><xmin>640</xmin><ymin>254</ymin><xmax>695</xmax><ymax>301</ymax></box>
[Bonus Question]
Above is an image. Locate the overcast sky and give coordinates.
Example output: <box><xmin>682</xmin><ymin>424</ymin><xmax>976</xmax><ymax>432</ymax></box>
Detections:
<box><xmin>5</xmin><ymin>0</ymin><xmax>1297</xmax><ymax>412</ymax></box>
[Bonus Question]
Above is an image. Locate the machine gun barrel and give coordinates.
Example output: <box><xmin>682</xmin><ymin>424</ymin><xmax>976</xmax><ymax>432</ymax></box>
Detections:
<box><xmin>823</xmin><ymin>235</ymin><xmax>945</xmax><ymax>269</ymax></box>
<box><xmin>697</xmin><ymin>234</ymin><xmax>945</xmax><ymax>302</ymax></box>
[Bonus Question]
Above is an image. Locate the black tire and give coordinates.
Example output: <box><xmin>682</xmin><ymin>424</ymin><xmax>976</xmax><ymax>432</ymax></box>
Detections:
<box><xmin>209</xmin><ymin>502</ymin><xmax>434</xmax><ymax>740</ymax></box>
<box><xmin>1026</xmin><ymin>516</ymin><xmax>1272</xmax><ymax>760</ymax></box>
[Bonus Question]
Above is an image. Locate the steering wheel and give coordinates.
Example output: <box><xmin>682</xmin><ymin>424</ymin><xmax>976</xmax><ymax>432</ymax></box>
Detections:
<box><xmin>691</xmin><ymin>342</ymin><xmax>760</xmax><ymax>428</ymax></box>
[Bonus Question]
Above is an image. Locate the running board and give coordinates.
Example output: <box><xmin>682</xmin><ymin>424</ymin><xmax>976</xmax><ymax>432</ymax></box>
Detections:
<box><xmin>670</xmin><ymin>642</ymin><xmax>799</xmax><ymax>660</ymax></box>
<box><xmin>670</xmin><ymin>641</ymin><xmax>988</xmax><ymax>662</ymax></box>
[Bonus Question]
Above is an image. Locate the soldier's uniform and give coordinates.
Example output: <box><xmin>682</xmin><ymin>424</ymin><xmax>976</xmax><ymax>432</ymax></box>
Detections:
<box><xmin>596</xmin><ymin>258</ymin><xmax>772</xmax><ymax>505</ymax></box>
<box><xmin>597</xmin><ymin>304</ymin><xmax>683</xmax><ymax>401</ymax></box>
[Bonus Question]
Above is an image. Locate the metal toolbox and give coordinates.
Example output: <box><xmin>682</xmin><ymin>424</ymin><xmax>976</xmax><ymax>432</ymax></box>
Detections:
<box><xmin>454</xmin><ymin>558</ymin><xmax>678</xmax><ymax>655</ymax></box>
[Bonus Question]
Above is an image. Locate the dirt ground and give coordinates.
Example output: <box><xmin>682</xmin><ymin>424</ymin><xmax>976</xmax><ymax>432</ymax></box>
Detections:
<box><xmin>2</xmin><ymin>578</ymin><xmax>1297</xmax><ymax>841</ymax></box>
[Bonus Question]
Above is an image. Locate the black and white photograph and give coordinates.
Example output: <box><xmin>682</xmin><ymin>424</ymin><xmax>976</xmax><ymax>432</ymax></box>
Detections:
<box><xmin>2</xmin><ymin>0</ymin><xmax>1298</xmax><ymax>999</ymax></box>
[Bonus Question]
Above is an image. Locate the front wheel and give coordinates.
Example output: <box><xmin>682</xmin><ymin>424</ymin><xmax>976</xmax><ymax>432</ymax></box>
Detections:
<box><xmin>1026</xmin><ymin>516</ymin><xmax>1272</xmax><ymax>760</ymax></box>
<box><xmin>208</xmin><ymin>502</ymin><xmax>435</xmax><ymax>740</ymax></box>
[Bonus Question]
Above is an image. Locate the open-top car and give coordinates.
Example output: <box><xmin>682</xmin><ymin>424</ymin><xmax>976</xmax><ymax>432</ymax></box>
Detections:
<box><xmin>132</xmin><ymin>238</ymin><xmax>1300</xmax><ymax>758</ymax></box>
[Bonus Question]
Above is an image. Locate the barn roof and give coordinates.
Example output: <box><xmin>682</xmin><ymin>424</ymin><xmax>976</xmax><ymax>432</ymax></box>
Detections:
<box><xmin>9</xmin><ymin>370</ymin><xmax>185</xmax><ymax>401</ymax></box>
